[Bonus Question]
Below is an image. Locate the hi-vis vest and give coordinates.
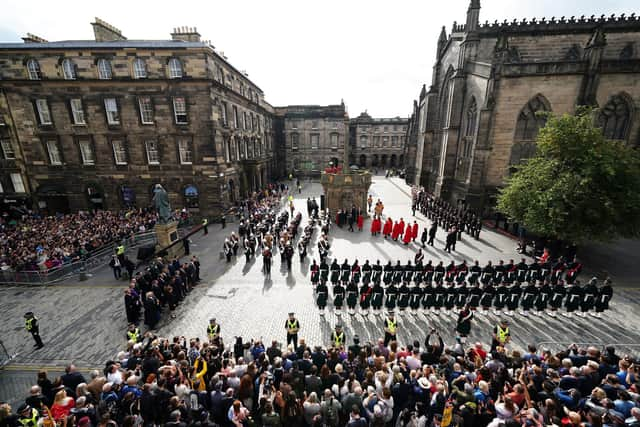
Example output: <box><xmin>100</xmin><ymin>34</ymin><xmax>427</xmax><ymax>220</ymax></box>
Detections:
<box><xmin>207</xmin><ymin>323</ymin><xmax>220</xmax><ymax>339</ymax></box>
<box><xmin>116</xmin><ymin>245</ymin><xmax>125</xmax><ymax>255</ymax></box>
<box><xmin>19</xmin><ymin>407</ymin><xmax>38</xmax><ymax>427</ymax></box>
<box><xmin>332</xmin><ymin>331</ymin><xmax>345</xmax><ymax>347</ymax></box>
<box><xmin>202</xmin><ymin>218</ymin><xmax>208</xmax><ymax>226</ymax></box>
<box><xmin>386</xmin><ymin>318</ymin><xmax>397</xmax><ymax>334</ymax></box>
<box><xmin>127</xmin><ymin>328</ymin><xmax>140</xmax><ymax>343</ymax></box>
<box><xmin>496</xmin><ymin>325</ymin><xmax>509</xmax><ymax>343</ymax></box>
<box><xmin>287</xmin><ymin>319</ymin><xmax>299</xmax><ymax>334</ymax></box>
<box><xmin>25</xmin><ymin>317</ymin><xmax>36</xmax><ymax>332</ymax></box>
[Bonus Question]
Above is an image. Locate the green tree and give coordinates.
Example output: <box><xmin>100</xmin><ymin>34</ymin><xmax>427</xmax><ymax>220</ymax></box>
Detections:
<box><xmin>497</xmin><ymin>108</ymin><xmax>640</xmax><ymax>244</ymax></box>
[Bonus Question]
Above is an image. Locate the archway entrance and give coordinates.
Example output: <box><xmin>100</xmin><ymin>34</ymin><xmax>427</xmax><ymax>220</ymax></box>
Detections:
<box><xmin>372</xmin><ymin>155</ymin><xmax>379</xmax><ymax>167</ymax></box>
<box><xmin>380</xmin><ymin>155</ymin><xmax>388</xmax><ymax>167</ymax></box>
<box><xmin>37</xmin><ymin>184</ymin><xmax>70</xmax><ymax>215</ymax></box>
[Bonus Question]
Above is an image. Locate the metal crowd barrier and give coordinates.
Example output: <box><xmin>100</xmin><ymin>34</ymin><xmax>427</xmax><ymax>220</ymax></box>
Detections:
<box><xmin>537</xmin><ymin>341</ymin><xmax>640</xmax><ymax>356</ymax></box>
<box><xmin>0</xmin><ymin>231</ymin><xmax>158</xmax><ymax>286</ymax></box>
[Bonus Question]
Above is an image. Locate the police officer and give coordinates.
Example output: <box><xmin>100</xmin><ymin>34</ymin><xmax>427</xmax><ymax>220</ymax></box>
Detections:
<box><xmin>116</xmin><ymin>243</ymin><xmax>126</xmax><ymax>264</ymax></box>
<box><xmin>286</xmin><ymin>312</ymin><xmax>300</xmax><ymax>348</ymax></box>
<box><xmin>491</xmin><ymin>318</ymin><xmax>510</xmax><ymax>352</ymax></box>
<box><xmin>383</xmin><ymin>311</ymin><xmax>398</xmax><ymax>346</ymax></box>
<box><xmin>24</xmin><ymin>312</ymin><xmax>43</xmax><ymax>349</ymax></box>
<box><xmin>202</xmin><ymin>217</ymin><xmax>209</xmax><ymax>235</ymax></box>
<box><xmin>126</xmin><ymin>323</ymin><xmax>141</xmax><ymax>343</ymax></box>
<box><xmin>331</xmin><ymin>324</ymin><xmax>345</xmax><ymax>348</ymax></box>
<box><xmin>207</xmin><ymin>318</ymin><xmax>220</xmax><ymax>342</ymax></box>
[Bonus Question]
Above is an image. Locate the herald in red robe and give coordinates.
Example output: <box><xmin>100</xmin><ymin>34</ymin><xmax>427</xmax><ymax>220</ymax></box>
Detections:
<box><xmin>403</xmin><ymin>223</ymin><xmax>412</xmax><ymax>244</ymax></box>
<box><xmin>391</xmin><ymin>221</ymin><xmax>401</xmax><ymax>240</ymax></box>
<box><xmin>357</xmin><ymin>214</ymin><xmax>364</xmax><ymax>230</ymax></box>
<box><xmin>383</xmin><ymin>219</ymin><xmax>393</xmax><ymax>237</ymax></box>
<box><xmin>412</xmin><ymin>223</ymin><xmax>419</xmax><ymax>240</ymax></box>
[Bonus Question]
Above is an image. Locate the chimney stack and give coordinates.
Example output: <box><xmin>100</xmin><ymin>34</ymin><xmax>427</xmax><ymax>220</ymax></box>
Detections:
<box><xmin>22</xmin><ymin>33</ymin><xmax>48</xmax><ymax>43</ymax></box>
<box><xmin>92</xmin><ymin>17</ymin><xmax>126</xmax><ymax>41</ymax></box>
<box><xmin>171</xmin><ymin>26</ymin><xmax>201</xmax><ymax>42</ymax></box>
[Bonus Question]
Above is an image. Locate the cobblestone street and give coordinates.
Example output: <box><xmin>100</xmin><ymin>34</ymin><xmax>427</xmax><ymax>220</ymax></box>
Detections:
<box><xmin>2</xmin><ymin>176</ymin><xmax>640</xmax><ymax>406</ymax></box>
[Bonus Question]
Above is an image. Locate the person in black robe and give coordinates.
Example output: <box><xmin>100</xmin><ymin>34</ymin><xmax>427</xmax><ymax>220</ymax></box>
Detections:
<box><xmin>434</xmin><ymin>261</ymin><xmax>445</xmax><ymax>283</ymax></box>
<box><xmin>310</xmin><ymin>260</ymin><xmax>320</xmax><ymax>286</ymax></box>
<box><xmin>455</xmin><ymin>282</ymin><xmax>468</xmax><ymax>310</ymax></box>
<box><xmin>527</xmin><ymin>260</ymin><xmax>541</xmax><ymax>283</ymax></box>
<box><xmin>403</xmin><ymin>260</ymin><xmax>414</xmax><ymax>284</ymax></box>
<box><xmin>351</xmin><ymin>260</ymin><xmax>361</xmax><ymax>284</ymax></box>
<box><xmin>467</xmin><ymin>282</ymin><xmax>482</xmax><ymax>311</ymax></box>
<box><xmin>341</xmin><ymin>259</ymin><xmax>351</xmax><ymax>284</ymax></box>
<box><xmin>481</xmin><ymin>261</ymin><xmax>494</xmax><ymax>285</ymax></box>
<box><xmin>393</xmin><ymin>261</ymin><xmax>404</xmax><ymax>285</ymax></box>
<box><xmin>423</xmin><ymin>260</ymin><xmax>434</xmax><ymax>284</ymax></box>
<box><xmin>469</xmin><ymin>260</ymin><xmax>482</xmax><ymax>284</ymax></box>
<box><xmin>494</xmin><ymin>260</ymin><xmax>506</xmax><ymax>284</ymax></box>
<box><xmin>479</xmin><ymin>282</ymin><xmax>494</xmax><ymax>314</ymax></box>
<box><xmin>515</xmin><ymin>258</ymin><xmax>528</xmax><ymax>283</ymax></box>
<box><xmin>422</xmin><ymin>281</ymin><xmax>434</xmax><ymax>311</ymax></box>
<box><xmin>320</xmin><ymin>259</ymin><xmax>329</xmax><ymax>284</ymax></box>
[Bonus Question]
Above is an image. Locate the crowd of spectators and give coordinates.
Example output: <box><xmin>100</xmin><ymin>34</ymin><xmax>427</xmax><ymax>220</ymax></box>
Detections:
<box><xmin>0</xmin><ymin>209</ymin><xmax>159</xmax><ymax>272</ymax></box>
<box><xmin>3</xmin><ymin>331</ymin><xmax>639</xmax><ymax>427</ymax></box>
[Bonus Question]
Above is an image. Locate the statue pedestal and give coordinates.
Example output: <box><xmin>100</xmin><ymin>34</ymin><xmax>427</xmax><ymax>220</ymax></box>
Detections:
<box><xmin>320</xmin><ymin>172</ymin><xmax>372</xmax><ymax>216</ymax></box>
<box><xmin>155</xmin><ymin>221</ymin><xmax>184</xmax><ymax>259</ymax></box>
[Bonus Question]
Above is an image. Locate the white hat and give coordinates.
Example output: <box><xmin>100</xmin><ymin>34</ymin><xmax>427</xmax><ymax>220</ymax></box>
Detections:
<box><xmin>418</xmin><ymin>377</ymin><xmax>431</xmax><ymax>389</ymax></box>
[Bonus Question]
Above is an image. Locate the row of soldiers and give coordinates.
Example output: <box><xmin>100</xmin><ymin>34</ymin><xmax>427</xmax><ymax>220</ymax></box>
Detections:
<box><xmin>310</xmin><ymin>257</ymin><xmax>612</xmax><ymax>318</ymax></box>
<box><xmin>412</xmin><ymin>187</ymin><xmax>482</xmax><ymax>240</ymax></box>
<box><xmin>310</xmin><ymin>253</ymin><xmax>584</xmax><ymax>287</ymax></box>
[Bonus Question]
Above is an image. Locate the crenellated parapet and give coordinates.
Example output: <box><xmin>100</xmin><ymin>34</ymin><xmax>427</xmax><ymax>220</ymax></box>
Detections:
<box><xmin>478</xmin><ymin>13</ymin><xmax>640</xmax><ymax>35</ymax></box>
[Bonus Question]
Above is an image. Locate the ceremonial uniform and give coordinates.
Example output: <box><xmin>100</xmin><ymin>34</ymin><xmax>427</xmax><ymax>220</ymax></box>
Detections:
<box><xmin>456</xmin><ymin>308</ymin><xmax>473</xmax><ymax>338</ymax></box>
<box><xmin>445</xmin><ymin>261</ymin><xmax>456</xmax><ymax>284</ymax></box>
<box><xmin>372</xmin><ymin>261</ymin><xmax>383</xmax><ymax>285</ymax></box>
<box><xmin>403</xmin><ymin>261</ymin><xmax>414</xmax><ymax>283</ymax></box>
<box><xmin>333</xmin><ymin>282</ymin><xmax>345</xmax><ymax>314</ymax></box>
<box><xmin>383</xmin><ymin>262</ymin><xmax>394</xmax><ymax>285</ymax></box>
<box><xmin>469</xmin><ymin>262</ymin><xmax>482</xmax><ymax>284</ymax></box>
<box><xmin>320</xmin><ymin>260</ymin><xmax>329</xmax><ymax>283</ymax></box>
<box><xmin>433</xmin><ymin>282</ymin><xmax>445</xmax><ymax>313</ymax></box>
<box><xmin>397</xmin><ymin>283</ymin><xmax>410</xmax><ymax>312</ymax></box>
<box><xmin>444</xmin><ymin>283</ymin><xmax>457</xmax><ymax>313</ymax></box>
<box><xmin>480</xmin><ymin>283</ymin><xmax>495</xmax><ymax>313</ymax></box>
<box><xmin>351</xmin><ymin>261</ymin><xmax>362</xmax><ymax>284</ymax></box>
<box><xmin>360</xmin><ymin>283</ymin><xmax>372</xmax><ymax>313</ymax></box>
<box><xmin>409</xmin><ymin>283</ymin><xmax>422</xmax><ymax>311</ymax></box>
<box><xmin>393</xmin><ymin>262</ymin><xmax>404</xmax><ymax>285</ymax></box>
<box><xmin>520</xmin><ymin>282</ymin><xmax>537</xmax><ymax>315</ymax></box>
<box><xmin>580</xmin><ymin>280</ymin><xmax>597</xmax><ymax>317</ymax></box>
<box><xmin>534</xmin><ymin>282</ymin><xmax>551</xmax><ymax>315</ymax></box>
<box><xmin>527</xmin><ymin>261</ymin><xmax>541</xmax><ymax>283</ymax></box>
<box><xmin>516</xmin><ymin>260</ymin><xmax>528</xmax><ymax>283</ymax></box>
<box><xmin>595</xmin><ymin>280</ymin><xmax>613</xmax><ymax>316</ymax></box>
<box><xmin>455</xmin><ymin>283</ymin><xmax>468</xmax><ymax>309</ymax></box>
<box><xmin>564</xmin><ymin>282</ymin><xmax>582</xmax><ymax>316</ymax></box>
<box><xmin>371</xmin><ymin>282</ymin><xmax>384</xmax><ymax>312</ymax></box>
<box><xmin>505</xmin><ymin>261</ymin><xmax>517</xmax><ymax>284</ymax></box>
<box><xmin>330</xmin><ymin>261</ymin><xmax>340</xmax><ymax>285</ymax></box>
<box><xmin>505</xmin><ymin>283</ymin><xmax>521</xmax><ymax>316</ymax></box>
<box><xmin>481</xmin><ymin>262</ymin><xmax>494</xmax><ymax>285</ymax></box>
<box><xmin>385</xmin><ymin>283</ymin><xmax>398</xmax><ymax>310</ymax></box>
<box><xmin>494</xmin><ymin>261</ymin><xmax>506</xmax><ymax>284</ymax></box>
<box><xmin>310</xmin><ymin>261</ymin><xmax>320</xmax><ymax>285</ymax></box>
<box><xmin>565</xmin><ymin>259</ymin><xmax>583</xmax><ymax>284</ymax></box>
<box><xmin>422</xmin><ymin>282</ymin><xmax>435</xmax><ymax>310</ymax></box>
<box><xmin>316</xmin><ymin>282</ymin><xmax>329</xmax><ymax>314</ymax></box>
<box><xmin>424</xmin><ymin>261</ymin><xmax>435</xmax><ymax>284</ymax></box>
<box><xmin>341</xmin><ymin>260</ymin><xmax>351</xmax><ymax>284</ymax></box>
<box><xmin>346</xmin><ymin>282</ymin><xmax>359</xmax><ymax>315</ymax></box>
<box><xmin>362</xmin><ymin>261</ymin><xmax>372</xmax><ymax>284</ymax></box>
<box><xmin>434</xmin><ymin>262</ymin><xmax>445</xmax><ymax>283</ymax></box>
<box><xmin>493</xmin><ymin>282</ymin><xmax>508</xmax><ymax>314</ymax></box>
<box><xmin>548</xmin><ymin>283</ymin><xmax>566</xmax><ymax>316</ymax></box>
<box><xmin>456</xmin><ymin>262</ymin><xmax>468</xmax><ymax>284</ymax></box>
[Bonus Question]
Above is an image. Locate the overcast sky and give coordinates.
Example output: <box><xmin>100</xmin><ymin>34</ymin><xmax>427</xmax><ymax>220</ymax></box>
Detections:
<box><xmin>0</xmin><ymin>0</ymin><xmax>635</xmax><ymax>117</ymax></box>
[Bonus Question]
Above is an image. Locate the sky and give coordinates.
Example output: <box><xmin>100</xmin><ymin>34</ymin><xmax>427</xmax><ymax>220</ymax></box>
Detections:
<box><xmin>0</xmin><ymin>0</ymin><xmax>636</xmax><ymax>118</ymax></box>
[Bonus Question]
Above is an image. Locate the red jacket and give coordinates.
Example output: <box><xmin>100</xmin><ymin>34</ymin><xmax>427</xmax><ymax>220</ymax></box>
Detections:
<box><xmin>383</xmin><ymin>219</ymin><xmax>393</xmax><ymax>236</ymax></box>
<box><xmin>403</xmin><ymin>224</ymin><xmax>413</xmax><ymax>244</ymax></box>
<box><xmin>412</xmin><ymin>223</ymin><xmax>419</xmax><ymax>239</ymax></box>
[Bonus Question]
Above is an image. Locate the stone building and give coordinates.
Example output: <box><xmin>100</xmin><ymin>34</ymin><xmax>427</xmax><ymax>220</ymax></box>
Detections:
<box><xmin>274</xmin><ymin>103</ymin><xmax>349</xmax><ymax>177</ymax></box>
<box><xmin>0</xmin><ymin>19</ymin><xmax>275</xmax><ymax>218</ymax></box>
<box><xmin>406</xmin><ymin>0</ymin><xmax>640</xmax><ymax>212</ymax></box>
<box><xmin>349</xmin><ymin>112</ymin><xmax>408</xmax><ymax>170</ymax></box>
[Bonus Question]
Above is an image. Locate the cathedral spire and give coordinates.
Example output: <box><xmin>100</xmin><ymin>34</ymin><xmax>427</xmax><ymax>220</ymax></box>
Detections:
<box><xmin>466</xmin><ymin>0</ymin><xmax>480</xmax><ymax>32</ymax></box>
<box><xmin>437</xmin><ymin>26</ymin><xmax>447</xmax><ymax>59</ymax></box>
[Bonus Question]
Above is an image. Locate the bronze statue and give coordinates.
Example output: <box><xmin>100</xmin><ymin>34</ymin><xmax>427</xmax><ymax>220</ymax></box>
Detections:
<box><xmin>152</xmin><ymin>184</ymin><xmax>171</xmax><ymax>223</ymax></box>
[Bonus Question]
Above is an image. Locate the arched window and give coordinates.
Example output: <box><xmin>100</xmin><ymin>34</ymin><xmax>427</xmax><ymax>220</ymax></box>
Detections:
<box><xmin>514</xmin><ymin>95</ymin><xmax>550</xmax><ymax>141</ymax></box>
<box><xmin>133</xmin><ymin>57</ymin><xmax>147</xmax><ymax>79</ymax></box>
<box><xmin>465</xmin><ymin>98</ymin><xmax>478</xmax><ymax>137</ymax></box>
<box><xmin>168</xmin><ymin>58</ymin><xmax>183</xmax><ymax>79</ymax></box>
<box><xmin>97</xmin><ymin>59</ymin><xmax>112</xmax><ymax>80</ymax></box>
<box><xmin>26</xmin><ymin>59</ymin><xmax>41</xmax><ymax>80</ymax></box>
<box><xmin>599</xmin><ymin>95</ymin><xmax>632</xmax><ymax>140</ymax></box>
<box><xmin>359</xmin><ymin>135</ymin><xmax>368</xmax><ymax>148</ymax></box>
<box><xmin>184</xmin><ymin>185</ymin><xmax>199</xmax><ymax>208</ymax></box>
<box><xmin>62</xmin><ymin>58</ymin><xmax>76</xmax><ymax>80</ymax></box>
